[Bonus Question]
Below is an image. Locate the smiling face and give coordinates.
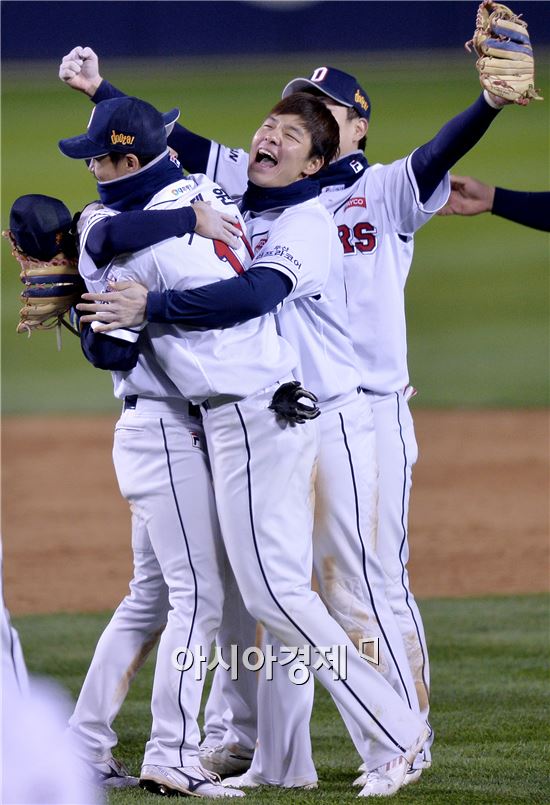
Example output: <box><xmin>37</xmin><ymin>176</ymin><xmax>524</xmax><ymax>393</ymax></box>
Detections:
<box><xmin>248</xmin><ymin>113</ymin><xmax>324</xmax><ymax>188</ymax></box>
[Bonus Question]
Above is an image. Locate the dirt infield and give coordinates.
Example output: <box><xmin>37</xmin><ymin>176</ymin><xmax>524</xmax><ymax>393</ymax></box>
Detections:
<box><xmin>2</xmin><ymin>410</ymin><xmax>548</xmax><ymax>615</ymax></box>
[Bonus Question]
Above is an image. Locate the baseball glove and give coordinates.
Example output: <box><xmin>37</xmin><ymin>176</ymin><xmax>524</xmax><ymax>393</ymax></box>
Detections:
<box><xmin>269</xmin><ymin>381</ymin><xmax>320</xmax><ymax>425</ymax></box>
<box><xmin>466</xmin><ymin>1</ymin><xmax>543</xmax><ymax>104</ymax></box>
<box><xmin>3</xmin><ymin>194</ymin><xmax>84</xmax><ymax>338</ymax></box>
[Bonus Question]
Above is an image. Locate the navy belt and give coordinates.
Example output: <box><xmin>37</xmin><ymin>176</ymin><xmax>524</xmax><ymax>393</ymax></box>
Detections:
<box><xmin>123</xmin><ymin>395</ymin><xmax>201</xmax><ymax>418</ymax></box>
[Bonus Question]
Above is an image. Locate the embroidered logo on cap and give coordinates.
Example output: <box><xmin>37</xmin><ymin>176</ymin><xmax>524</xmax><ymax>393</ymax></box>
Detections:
<box><xmin>354</xmin><ymin>90</ymin><xmax>369</xmax><ymax>112</ymax></box>
<box><xmin>111</xmin><ymin>130</ymin><xmax>135</xmax><ymax>146</ymax></box>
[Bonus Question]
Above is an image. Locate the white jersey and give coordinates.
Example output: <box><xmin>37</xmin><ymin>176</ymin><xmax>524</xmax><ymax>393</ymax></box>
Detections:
<box><xmin>80</xmin><ymin>175</ymin><xmax>297</xmax><ymax>404</ymax></box>
<box><xmin>245</xmin><ymin>198</ymin><xmax>360</xmax><ymax>405</ymax></box>
<box><xmin>206</xmin><ymin>143</ymin><xmax>450</xmax><ymax>394</ymax></box>
<box><xmin>78</xmin><ymin>203</ymin><xmax>185</xmax><ymax>403</ymax></box>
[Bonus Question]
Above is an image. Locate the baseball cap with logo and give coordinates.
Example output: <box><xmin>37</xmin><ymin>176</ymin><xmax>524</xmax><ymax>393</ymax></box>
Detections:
<box><xmin>58</xmin><ymin>96</ymin><xmax>180</xmax><ymax>160</ymax></box>
<box><xmin>282</xmin><ymin>66</ymin><xmax>371</xmax><ymax>120</ymax></box>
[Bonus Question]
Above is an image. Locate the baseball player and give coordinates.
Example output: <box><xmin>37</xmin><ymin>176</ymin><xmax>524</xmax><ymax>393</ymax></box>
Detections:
<box><xmin>60</xmin><ymin>93</ymin><xmax>430</xmax><ymax>798</ymax></box>
<box><xmin>77</xmin><ymin>91</ymin><xmax>427</xmax><ymax>793</ymax></box>
<box><xmin>60</xmin><ymin>47</ymin><xmax>525</xmax><ymax>787</ymax></box>
<box><xmin>439</xmin><ymin>175</ymin><xmax>550</xmax><ymax>231</ymax></box>
<box><xmin>60</xmin><ymin>99</ymin><xmax>247</xmax><ymax>799</ymax></box>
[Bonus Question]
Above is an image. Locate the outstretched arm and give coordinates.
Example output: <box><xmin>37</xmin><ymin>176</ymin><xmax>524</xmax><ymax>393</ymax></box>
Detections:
<box><xmin>410</xmin><ymin>92</ymin><xmax>505</xmax><ymax>204</ymax></box>
<box><xmin>77</xmin><ymin>267</ymin><xmax>293</xmax><ymax>332</ymax></box>
<box><xmin>440</xmin><ymin>175</ymin><xmax>550</xmax><ymax>232</ymax></box>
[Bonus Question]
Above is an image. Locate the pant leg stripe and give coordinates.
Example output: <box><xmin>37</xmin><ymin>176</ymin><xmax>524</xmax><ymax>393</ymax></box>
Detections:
<box><xmin>394</xmin><ymin>394</ymin><xmax>429</xmax><ymax>696</ymax></box>
<box><xmin>235</xmin><ymin>404</ymin><xmax>408</xmax><ymax>754</ymax></box>
<box><xmin>339</xmin><ymin>412</ymin><xmax>413</xmax><ymax>710</ymax></box>
<box><xmin>160</xmin><ymin>418</ymin><xmax>199</xmax><ymax>765</ymax></box>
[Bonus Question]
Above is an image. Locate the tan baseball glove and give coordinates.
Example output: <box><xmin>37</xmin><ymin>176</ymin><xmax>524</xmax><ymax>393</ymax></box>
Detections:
<box><xmin>3</xmin><ymin>228</ymin><xmax>84</xmax><ymax>336</ymax></box>
<box><xmin>3</xmin><ymin>194</ymin><xmax>85</xmax><ymax>338</ymax></box>
<box><xmin>466</xmin><ymin>0</ymin><xmax>543</xmax><ymax>104</ymax></box>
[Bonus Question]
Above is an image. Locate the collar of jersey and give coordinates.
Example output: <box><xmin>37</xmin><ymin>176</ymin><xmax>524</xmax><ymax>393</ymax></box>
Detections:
<box><xmin>241</xmin><ymin>177</ymin><xmax>320</xmax><ymax>214</ymax></box>
<box><xmin>316</xmin><ymin>152</ymin><xmax>369</xmax><ymax>190</ymax></box>
<box><xmin>97</xmin><ymin>152</ymin><xmax>184</xmax><ymax>211</ymax></box>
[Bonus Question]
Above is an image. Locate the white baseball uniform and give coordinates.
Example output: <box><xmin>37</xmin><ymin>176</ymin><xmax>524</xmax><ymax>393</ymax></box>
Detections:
<box><xmin>89</xmin><ymin>170</ymin><xmax>427</xmax><ymax>773</ymax></box>
<box><xmin>171</xmin><ymin>163</ymin><xmax>424</xmax><ymax>779</ymax></box>
<box><xmin>195</xmin><ymin>142</ymin><xmax>447</xmax><ymax>775</ymax></box>
<box><xmin>69</xmin><ymin>182</ymin><xmax>242</xmax><ymax>770</ymax></box>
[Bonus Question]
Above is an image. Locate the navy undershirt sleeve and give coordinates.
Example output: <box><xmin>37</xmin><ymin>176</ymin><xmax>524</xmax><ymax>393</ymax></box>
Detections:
<box><xmin>411</xmin><ymin>94</ymin><xmax>501</xmax><ymax>204</ymax></box>
<box><xmin>80</xmin><ymin>322</ymin><xmax>141</xmax><ymax>370</ymax></box>
<box><xmin>147</xmin><ymin>267</ymin><xmax>292</xmax><ymax>328</ymax></box>
<box><xmin>92</xmin><ymin>80</ymin><xmax>211</xmax><ymax>173</ymax></box>
<box><xmin>492</xmin><ymin>189</ymin><xmax>550</xmax><ymax>232</ymax></box>
<box><xmin>85</xmin><ymin>207</ymin><xmax>197</xmax><ymax>267</ymax></box>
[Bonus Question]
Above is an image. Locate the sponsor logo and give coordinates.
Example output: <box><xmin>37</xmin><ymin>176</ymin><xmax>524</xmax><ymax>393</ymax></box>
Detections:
<box><xmin>260</xmin><ymin>243</ymin><xmax>302</xmax><ymax>270</ymax></box>
<box><xmin>110</xmin><ymin>130</ymin><xmax>135</xmax><ymax>146</ymax></box>
<box><xmin>345</xmin><ymin>197</ymin><xmax>366</xmax><ymax>210</ymax></box>
<box><xmin>254</xmin><ymin>237</ymin><xmax>268</xmax><ymax>253</ymax></box>
<box><xmin>354</xmin><ymin>89</ymin><xmax>369</xmax><ymax>112</ymax></box>
<box><xmin>190</xmin><ymin>432</ymin><xmax>202</xmax><ymax>449</ymax></box>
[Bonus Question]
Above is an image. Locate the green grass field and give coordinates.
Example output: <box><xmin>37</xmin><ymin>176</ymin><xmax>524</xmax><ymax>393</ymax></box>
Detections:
<box><xmin>2</xmin><ymin>53</ymin><xmax>549</xmax><ymax>413</ymax></box>
<box><xmin>13</xmin><ymin>594</ymin><xmax>550</xmax><ymax>804</ymax></box>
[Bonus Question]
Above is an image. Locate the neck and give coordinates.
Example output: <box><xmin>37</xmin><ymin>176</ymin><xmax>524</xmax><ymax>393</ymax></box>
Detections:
<box><xmin>241</xmin><ymin>176</ymin><xmax>320</xmax><ymax>214</ymax></box>
<box><xmin>97</xmin><ymin>151</ymin><xmax>183</xmax><ymax>211</ymax></box>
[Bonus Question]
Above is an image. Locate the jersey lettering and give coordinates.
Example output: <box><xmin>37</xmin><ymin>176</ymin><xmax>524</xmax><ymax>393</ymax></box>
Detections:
<box><xmin>338</xmin><ymin>222</ymin><xmax>377</xmax><ymax>255</ymax></box>
<box><xmin>211</xmin><ymin>186</ymin><xmax>235</xmax><ymax>206</ymax></box>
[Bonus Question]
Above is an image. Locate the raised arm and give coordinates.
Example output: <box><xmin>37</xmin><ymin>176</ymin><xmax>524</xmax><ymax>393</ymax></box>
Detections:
<box><xmin>59</xmin><ymin>46</ymin><xmax>212</xmax><ymax>174</ymax></box>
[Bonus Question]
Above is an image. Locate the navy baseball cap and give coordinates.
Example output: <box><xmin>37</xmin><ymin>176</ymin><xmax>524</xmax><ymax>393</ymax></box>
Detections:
<box><xmin>58</xmin><ymin>96</ymin><xmax>180</xmax><ymax>160</ymax></box>
<box><xmin>9</xmin><ymin>194</ymin><xmax>73</xmax><ymax>261</ymax></box>
<box><xmin>282</xmin><ymin>66</ymin><xmax>371</xmax><ymax>120</ymax></box>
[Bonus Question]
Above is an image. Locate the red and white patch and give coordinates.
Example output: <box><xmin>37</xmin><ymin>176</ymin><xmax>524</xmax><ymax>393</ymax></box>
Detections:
<box><xmin>345</xmin><ymin>197</ymin><xmax>367</xmax><ymax>211</ymax></box>
<box><xmin>254</xmin><ymin>237</ymin><xmax>268</xmax><ymax>253</ymax></box>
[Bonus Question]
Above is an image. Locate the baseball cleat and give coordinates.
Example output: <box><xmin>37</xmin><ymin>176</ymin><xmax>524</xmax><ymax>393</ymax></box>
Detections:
<box><xmin>357</xmin><ymin>755</ymin><xmax>409</xmax><ymax>797</ymax></box>
<box><xmin>91</xmin><ymin>756</ymin><xmax>139</xmax><ymax>788</ymax></box>
<box><xmin>140</xmin><ymin>764</ymin><xmax>245</xmax><ymax>798</ymax></box>
<box><xmin>223</xmin><ymin>770</ymin><xmax>318</xmax><ymax>790</ymax></box>
<box><xmin>199</xmin><ymin>743</ymin><xmax>254</xmax><ymax>777</ymax></box>
<box><xmin>357</xmin><ymin>726</ymin><xmax>429</xmax><ymax>797</ymax></box>
<box><xmin>402</xmin><ymin>766</ymin><xmax>423</xmax><ymax>786</ymax></box>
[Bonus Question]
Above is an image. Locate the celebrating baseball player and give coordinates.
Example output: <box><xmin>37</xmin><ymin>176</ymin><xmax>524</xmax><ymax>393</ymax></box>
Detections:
<box><xmin>55</xmin><ymin>91</ymin><xmax>430</xmax><ymax>798</ymax></box>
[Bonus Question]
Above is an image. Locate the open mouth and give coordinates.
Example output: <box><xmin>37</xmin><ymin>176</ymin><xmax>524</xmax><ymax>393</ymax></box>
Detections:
<box><xmin>255</xmin><ymin>148</ymin><xmax>278</xmax><ymax>167</ymax></box>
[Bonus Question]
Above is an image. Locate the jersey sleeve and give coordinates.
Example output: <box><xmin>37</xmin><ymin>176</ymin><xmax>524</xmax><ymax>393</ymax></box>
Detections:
<box><xmin>250</xmin><ymin>205</ymin><xmax>331</xmax><ymax>301</ymax></box>
<box><xmin>370</xmin><ymin>156</ymin><xmax>450</xmax><ymax>236</ymax></box>
<box><xmin>206</xmin><ymin>142</ymin><xmax>249</xmax><ymax>198</ymax></box>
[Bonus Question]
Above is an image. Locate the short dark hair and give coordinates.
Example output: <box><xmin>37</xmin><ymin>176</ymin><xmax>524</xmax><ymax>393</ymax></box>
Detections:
<box><xmin>107</xmin><ymin>151</ymin><xmax>159</xmax><ymax>167</ymax></box>
<box><xmin>268</xmin><ymin>92</ymin><xmax>340</xmax><ymax>169</ymax></box>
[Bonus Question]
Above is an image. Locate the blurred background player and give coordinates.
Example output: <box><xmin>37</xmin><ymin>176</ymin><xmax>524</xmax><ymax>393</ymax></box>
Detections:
<box><xmin>439</xmin><ymin>175</ymin><xmax>549</xmax><ymax>231</ymax></box>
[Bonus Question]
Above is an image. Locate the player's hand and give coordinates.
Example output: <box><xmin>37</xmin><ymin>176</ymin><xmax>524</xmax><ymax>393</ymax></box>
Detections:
<box><xmin>438</xmin><ymin>175</ymin><xmax>496</xmax><ymax>217</ymax></box>
<box><xmin>59</xmin><ymin>46</ymin><xmax>102</xmax><ymax>96</ymax></box>
<box><xmin>77</xmin><ymin>281</ymin><xmax>147</xmax><ymax>331</ymax></box>
<box><xmin>193</xmin><ymin>201</ymin><xmax>243</xmax><ymax>248</ymax></box>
